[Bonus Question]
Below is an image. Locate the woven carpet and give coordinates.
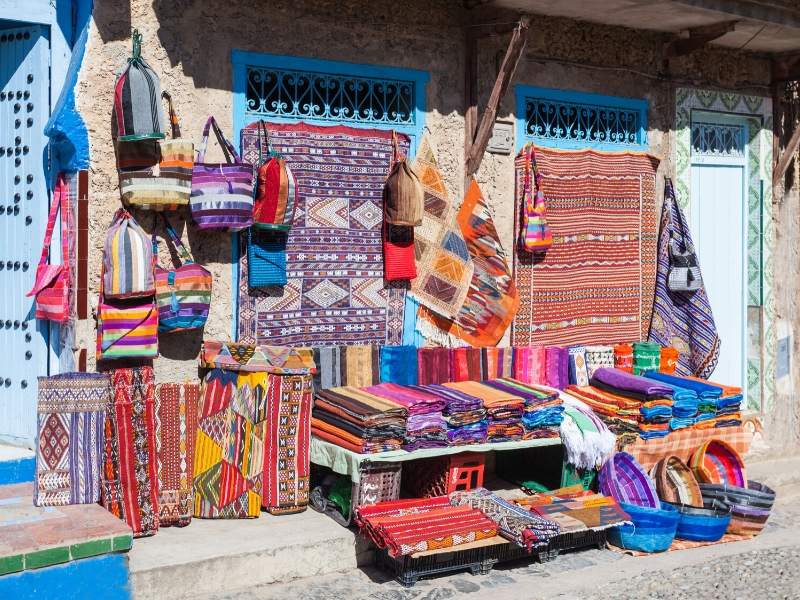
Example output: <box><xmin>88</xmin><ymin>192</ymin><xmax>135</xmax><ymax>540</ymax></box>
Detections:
<box><xmin>418</xmin><ymin>179</ymin><xmax>518</xmax><ymax>347</ymax></box>
<box><xmin>238</xmin><ymin>122</ymin><xmax>406</xmax><ymax>347</ymax></box>
<box><xmin>512</xmin><ymin>148</ymin><xmax>659</xmax><ymax>347</ymax></box>
<box><xmin>409</xmin><ymin>136</ymin><xmax>473</xmax><ymax>319</ymax></box>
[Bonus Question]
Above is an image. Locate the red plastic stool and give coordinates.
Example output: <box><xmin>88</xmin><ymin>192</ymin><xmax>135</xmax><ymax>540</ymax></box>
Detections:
<box><xmin>447</xmin><ymin>453</ymin><xmax>485</xmax><ymax>493</ymax></box>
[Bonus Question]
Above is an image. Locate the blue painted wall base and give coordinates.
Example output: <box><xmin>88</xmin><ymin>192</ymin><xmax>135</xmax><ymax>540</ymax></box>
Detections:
<box><xmin>0</xmin><ymin>457</ymin><xmax>35</xmax><ymax>485</ymax></box>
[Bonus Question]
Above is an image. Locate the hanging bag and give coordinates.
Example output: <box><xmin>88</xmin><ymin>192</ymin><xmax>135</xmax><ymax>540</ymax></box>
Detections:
<box><xmin>383</xmin><ymin>131</ymin><xmax>423</xmax><ymax>226</ymax></box>
<box><xmin>153</xmin><ymin>216</ymin><xmax>212</xmax><ymax>332</ymax></box>
<box><xmin>666</xmin><ymin>180</ymin><xmax>703</xmax><ymax>293</ymax></box>
<box><xmin>117</xmin><ymin>91</ymin><xmax>194</xmax><ymax>211</ymax></box>
<box><xmin>251</xmin><ymin>120</ymin><xmax>297</xmax><ymax>231</ymax></box>
<box><xmin>27</xmin><ymin>175</ymin><xmax>72</xmax><ymax>322</ymax></box>
<box><xmin>190</xmin><ymin>116</ymin><xmax>254</xmax><ymax>231</ymax></box>
<box><xmin>519</xmin><ymin>144</ymin><xmax>552</xmax><ymax>253</ymax></box>
<box><xmin>102</xmin><ymin>208</ymin><xmax>156</xmax><ymax>299</ymax></box>
<box><xmin>248</xmin><ymin>228</ymin><xmax>288</xmax><ymax>288</ymax></box>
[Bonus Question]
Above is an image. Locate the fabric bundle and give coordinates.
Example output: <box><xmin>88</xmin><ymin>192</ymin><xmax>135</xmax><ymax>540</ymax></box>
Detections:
<box><xmin>444</xmin><ymin>381</ymin><xmax>525</xmax><ymax>442</ymax></box>
<box><xmin>512</xmin><ymin>346</ymin><xmax>546</xmax><ymax>385</ymax></box>
<box><xmin>416</xmin><ymin>384</ymin><xmax>488</xmax><ymax>445</ymax></box>
<box><xmin>312</xmin><ymin>345</ymin><xmax>380</xmax><ymax>392</ymax></box>
<box><xmin>448</xmin><ymin>347</ymin><xmax>484</xmax><ymax>382</ymax></box>
<box><xmin>584</xmin><ymin>346</ymin><xmax>614</xmax><ymax>379</ymax></box>
<box><xmin>483</xmin><ymin>379</ymin><xmax>564</xmax><ymax>438</ymax></box>
<box><xmin>417</xmin><ymin>348</ymin><xmax>452</xmax><ymax>385</ymax></box>
<box><xmin>633</xmin><ymin>342</ymin><xmax>661</xmax><ymax>376</ymax></box>
<box><xmin>590</xmin><ymin>368</ymin><xmax>673</xmax><ymax>402</ymax></box>
<box><xmin>450</xmin><ymin>487</ymin><xmax>561</xmax><ymax>550</ymax></box>
<box><xmin>644</xmin><ymin>372</ymin><xmax>741</xmax><ymax>429</ymax></box>
<box><xmin>379</xmin><ymin>345</ymin><xmax>419</xmax><ymax>386</ymax></box>
<box><xmin>613</xmin><ymin>344</ymin><xmax>634</xmax><ymax>373</ymax></box>
<box><xmin>356</xmin><ymin>497</ymin><xmax>497</xmax><ymax>557</ymax></box>
<box><xmin>517</xmin><ymin>491</ymin><xmax>632</xmax><ymax>534</ymax></box>
<box><xmin>565</xmin><ymin>385</ymin><xmax>641</xmax><ymax>446</ymax></box>
<box><xmin>660</xmin><ymin>347</ymin><xmax>679</xmax><ymax>374</ymax></box>
<box><xmin>481</xmin><ymin>347</ymin><xmax>514</xmax><ymax>380</ymax></box>
<box><xmin>364</xmin><ymin>383</ymin><xmax>447</xmax><ymax>450</ymax></box>
<box><xmin>545</xmin><ymin>346</ymin><xmax>569</xmax><ymax>389</ymax></box>
<box><xmin>312</xmin><ymin>387</ymin><xmax>407</xmax><ymax>453</ymax></box>
<box><xmin>567</xmin><ymin>346</ymin><xmax>590</xmax><ymax>386</ymax></box>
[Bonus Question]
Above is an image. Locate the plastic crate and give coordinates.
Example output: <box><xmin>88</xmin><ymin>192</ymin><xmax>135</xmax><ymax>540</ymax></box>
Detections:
<box><xmin>376</xmin><ymin>545</ymin><xmax>498</xmax><ymax>587</ymax></box>
<box><xmin>491</xmin><ymin>528</ymin><xmax>609</xmax><ymax>564</ymax></box>
<box><xmin>402</xmin><ymin>453</ymin><xmax>486</xmax><ymax>498</ymax></box>
<box><xmin>447</xmin><ymin>453</ymin><xmax>485</xmax><ymax>493</ymax></box>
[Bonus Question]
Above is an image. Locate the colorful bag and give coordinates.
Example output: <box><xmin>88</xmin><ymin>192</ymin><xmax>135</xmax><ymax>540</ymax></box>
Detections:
<box><xmin>97</xmin><ymin>297</ymin><xmax>159</xmax><ymax>361</ymax></box>
<box><xmin>518</xmin><ymin>144</ymin><xmax>552</xmax><ymax>253</ymax></box>
<box><xmin>251</xmin><ymin>120</ymin><xmax>297</xmax><ymax>231</ymax></box>
<box><xmin>248</xmin><ymin>228</ymin><xmax>288</xmax><ymax>287</ymax></box>
<box><xmin>117</xmin><ymin>92</ymin><xmax>194</xmax><ymax>211</ymax></box>
<box><xmin>27</xmin><ymin>175</ymin><xmax>72</xmax><ymax>322</ymax></box>
<box><xmin>113</xmin><ymin>30</ymin><xmax>166</xmax><ymax>142</ymax></box>
<box><xmin>383</xmin><ymin>131</ymin><xmax>423</xmax><ymax>226</ymax></box>
<box><xmin>154</xmin><ymin>216</ymin><xmax>212</xmax><ymax>332</ymax></box>
<box><xmin>190</xmin><ymin>116</ymin><xmax>254</xmax><ymax>231</ymax></box>
<box><xmin>383</xmin><ymin>223</ymin><xmax>417</xmax><ymax>281</ymax></box>
<box><xmin>102</xmin><ymin>209</ymin><xmax>155</xmax><ymax>299</ymax></box>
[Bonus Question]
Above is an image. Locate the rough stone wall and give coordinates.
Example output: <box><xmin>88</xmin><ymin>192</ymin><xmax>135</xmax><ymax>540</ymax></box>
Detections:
<box><xmin>77</xmin><ymin>1</ymin><xmax>796</xmax><ymax>450</ymax></box>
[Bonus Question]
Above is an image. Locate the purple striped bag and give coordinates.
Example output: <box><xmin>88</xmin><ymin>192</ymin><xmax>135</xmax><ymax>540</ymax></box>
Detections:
<box><xmin>190</xmin><ymin>116</ymin><xmax>254</xmax><ymax>231</ymax></box>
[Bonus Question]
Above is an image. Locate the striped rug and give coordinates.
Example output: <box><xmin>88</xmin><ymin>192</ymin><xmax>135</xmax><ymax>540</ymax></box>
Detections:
<box><xmin>511</xmin><ymin>148</ymin><xmax>659</xmax><ymax>347</ymax></box>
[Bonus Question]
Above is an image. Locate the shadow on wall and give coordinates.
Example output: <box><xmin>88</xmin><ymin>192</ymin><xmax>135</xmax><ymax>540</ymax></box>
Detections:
<box><xmin>92</xmin><ymin>0</ymin><xmax>131</xmax><ymax>43</ymax></box>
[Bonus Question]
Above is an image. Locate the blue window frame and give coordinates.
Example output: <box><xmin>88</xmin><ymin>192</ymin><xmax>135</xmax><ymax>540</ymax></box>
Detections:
<box><xmin>230</xmin><ymin>51</ymin><xmax>429</xmax><ymax>339</ymax></box>
<box><xmin>515</xmin><ymin>85</ymin><xmax>648</xmax><ymax>151</ymax></box>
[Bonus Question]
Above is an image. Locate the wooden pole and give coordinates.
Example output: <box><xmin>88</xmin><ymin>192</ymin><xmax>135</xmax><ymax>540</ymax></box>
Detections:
<box><xmin>773</xmin><ymin>121</ymin><xmax>800</xmax><ymax>190</ymax></box>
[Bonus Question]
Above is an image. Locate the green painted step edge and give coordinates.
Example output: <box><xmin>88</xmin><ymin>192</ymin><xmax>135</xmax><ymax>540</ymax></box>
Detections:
<box><xmin>25</xmin><ymin>546</ymin><xmax>71</xmax><ymax>570</ymax></box>
<box><xmin>112</xmin><ymin>535</ymin><xmax>133</xmax><ymax>552</ymax></box>
<box><xmin>0</xmin><ymin>555</ymin><xmax>24</xmax><ymax>576</ymax></box>
<box><xmin>70</xmin><ymin>538</ymin><xmax>113</xmax><ymax>560</ymax></box>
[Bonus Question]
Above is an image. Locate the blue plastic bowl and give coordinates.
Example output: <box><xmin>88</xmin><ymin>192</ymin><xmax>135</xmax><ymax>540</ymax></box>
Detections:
<box><xmin>670</xmin><ymin>502</ymin><xmax>732</xmax><ymax>542</ymax></box>
<box><xmin>608</xmin><ymin>501</ymin><xmax>680</xmax><ymax>553</ymax></box>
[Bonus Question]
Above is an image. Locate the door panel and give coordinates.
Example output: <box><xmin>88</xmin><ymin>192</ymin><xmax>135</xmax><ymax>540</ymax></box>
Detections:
<box><xmin>0</xmin><ymin>24</ymin><xmax>50</xmax><ymax>446</ymax></box>
<box><xmin>690</xmin><ymin>163</ymin><xmax>745</xmax><ymax>390</ymax></box>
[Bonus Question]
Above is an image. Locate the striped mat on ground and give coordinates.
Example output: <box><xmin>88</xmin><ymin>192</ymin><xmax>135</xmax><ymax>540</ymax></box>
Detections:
<box><xmin>512</xmin><ymin>148</ymin><xmax>659</xmax><ymax>347</ymax></box>
<box><xmin>237</xmin><ymin>122</ymin><xmax>406</xmax><ymax>347</ymax></box>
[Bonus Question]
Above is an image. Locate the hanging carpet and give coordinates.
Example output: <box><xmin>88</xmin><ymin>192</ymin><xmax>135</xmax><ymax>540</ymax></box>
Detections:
<box><xmin>238</xmin><ymin>122</ymin><xmax>406</xmax><ymax>347</ymax></box>
<box><xmin>511</xmin><ymin>148</ymin><xmax>659</xmax><ymax>347</ymax></box>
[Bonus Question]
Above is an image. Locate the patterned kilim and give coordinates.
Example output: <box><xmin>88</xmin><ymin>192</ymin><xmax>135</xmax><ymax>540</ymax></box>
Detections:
<box><xmin>193</xmin><ymin>369</ymin><xmax>263</xmax><ymax>518</ymax></box>
<box><xmin>200</xmin><ymin>340</ymin><xmax>317</xmax><ymax>375</ymax></box>
<box><xmin>102</xmin><ymin>367</ymin><xmax>160</xmax><ymax>537</ymax></box>
<box><xmin>418</xmin><ymin>180</ymin><xmax>518</xmax><ymax>347</ymax></box>
<box><xmin>512</xmin><ymin>148</ymin><xmax>659</xmax><ymax>347</ymax></box>
<box><xmin>155</xmin><ymin>382</ymin><xmax>199</xmax><ymax>527</ymax></box>
<box><xmin>262</xmin><ymin>374</ymin><xmax>313</xmax><ymax>514</ymax></box>
<box><xmin>409</xmin><ymin>136</ymin><xmax>473</xmax><ymax>319</ymax></box>
<box><xmin>35</xmin><ymin>373</ymin><xmax>110</xmax><ymax>507</ymax></box>
<box><xmin>238</xmin><ymin>122</ymin><xmax>406</xmax><ymax>347</ymax></box>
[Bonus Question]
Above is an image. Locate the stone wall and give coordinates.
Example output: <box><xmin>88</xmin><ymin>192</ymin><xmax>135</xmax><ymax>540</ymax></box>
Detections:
<box><xmin>77</xmin><ymin>0</ymin><xmax>798</xmax><ymax>451</ymax></box>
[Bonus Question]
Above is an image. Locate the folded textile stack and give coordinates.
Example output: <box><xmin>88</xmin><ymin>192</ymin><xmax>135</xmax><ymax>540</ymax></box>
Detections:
<box><xmin>355</xmin><ymin>496</ymin><xmax>497</xmax><ymax>557</ymax></box>
<box><xmin>365</xmin><ymin>383</ymin><xmax>448</xmax><ymax>450</ymax></box>
<box><xmin>514</xmin><ymin>490</ymin><xmax>632</xmax><ymax>534</ymax></box>
<box><xmin>444</xmin><ymin>381</ymin><xmax>525</xmax><ymax>442</ymax></box>
<box><xmin>512</xmin><ymin>346</ymin><xmax>546</xmax><ymax>385</ymax></box>
<box><xmin>645</xmin><ymin>372</ymin><xmax>742</xmax><ymax>429</ymax></box>
<box><xmin>585</xmin><ymin>346</ymin><xmax>615</xmax><ymax>379</ymax></box>
<box><xmin>565</xmin><ymin>385</ymin><xmax>641</xmax><ymax>446</ymax></box>
<box><xmin>450</xmin><ymin>487</ymin><xmax>561</xmax><ymax>550</ymax></box>
<box><xmin>312</xmin><ymin>387</ymin><xmax>407</xmax><ymax>453</ymax></box>
<box><xmin>639</xmin><ymin>376</ymin><xmax>699</xmax><ymax>430</ymax></box>
<box><xmin>414</xmin><ymin>384</ymin><xmax>488</xmax><ymax>445</ymax></box>
<box><xmin>613</xmin><ymin>344</ymin><xmax>634</xmax><ymax>374</ymax></box>
<box><xmin>483</xmin><ymin>379</ymin><xmax>564</xmax><ymax>439</ymax></box>
<box><xmin>417</xmin><ymin>348</ymin><xmax>451</xmax><ymax>385</ymax></box>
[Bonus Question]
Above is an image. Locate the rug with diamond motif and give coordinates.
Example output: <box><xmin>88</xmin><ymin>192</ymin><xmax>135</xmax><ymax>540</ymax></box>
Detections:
<box><xmin>238</xmin><ymin>122</ymin><xmax>406</xmax><ymax>347</ymax></box>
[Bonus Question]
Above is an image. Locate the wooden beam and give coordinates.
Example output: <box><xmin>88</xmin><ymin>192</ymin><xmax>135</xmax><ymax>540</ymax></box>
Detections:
<box><xmin>774</xmin><ymin>121</ymin><xmax>800</xmax><ymax>189</ymax></box>
<box><xmin>465</xmin><ymin>30</ymin><xmax>478</xmax><ymax>162</ymax></box>
<box><xmin>664</xmin><ymin>20</ymin><xmax>738</xmax><ymax>58</ymax></box>
<box><xmin>465</xmin><ymin>16</ymin><xmax>530</xmax><ymax>179</ymax></box>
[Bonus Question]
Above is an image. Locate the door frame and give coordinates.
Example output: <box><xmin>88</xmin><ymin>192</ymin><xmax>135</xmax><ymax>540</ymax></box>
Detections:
<box><xmin>675</xmin><ymin>88</ymin><xmax>774</xmax><ymax>415</ymax></box>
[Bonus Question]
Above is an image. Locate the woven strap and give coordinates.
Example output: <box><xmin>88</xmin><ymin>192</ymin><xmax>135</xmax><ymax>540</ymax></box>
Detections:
<box><xmin>197</xmin><ymin>116</ymin><xmax>240</xmax><ymax>164</ymax></box>
<box><xmin>162</xmin><ymin>91</ymin><xmax>181</xmax><ymax>139</ymax></box>
<box><xmin>37</xmin><ymin>176</ymin><xmax>66</xmax><ymax>267</ymax></box>
<box><xmin>152</xmin><ymin>214</ymin><xmax>194</xmax><ymax>267</ymax></box>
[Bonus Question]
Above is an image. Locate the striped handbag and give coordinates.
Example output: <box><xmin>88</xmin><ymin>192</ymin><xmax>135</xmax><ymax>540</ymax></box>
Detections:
<box><xmin>153</xmin><ymin>216</ymin><xmax>212</xmax><ymax>332</ymax></box>
<box><xmin>26</xmin><ymin>174</ymin><xmax>72</xmax><ymax>322</ymax></box>
<box><xmin>190</xmin><ymin>116</ymin><xmax>254</xmax><ymax>231</ymax></box>
<box><xmin>251</xmin><ymin>120</ymin><xmax>297</xmax><ymax>231</ymax></box>
<box><xmin>96</xmin><ymin>296</ymin><xmax>159</xmax><ymax>361</ymax></box>
<box><xmin>102</xmin><ymin>209</ymin><xmax>156</xmax><ymax>299</ymax></box>
<box><xmin>518</xmin><ymin>144</ymin><xmax>552</xmax><ymax>253</ymax></box>
<box><xmin>117</xmin><ymin>92</ymin><xmax>194</xmax><ymax>211</ymax></box>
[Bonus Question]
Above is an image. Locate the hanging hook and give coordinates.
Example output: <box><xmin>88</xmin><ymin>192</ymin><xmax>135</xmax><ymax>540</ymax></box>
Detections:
<box><xmin>131</xmin><ymin>28</ymin><xmax>142</xmax><ymax>61</ymax></box>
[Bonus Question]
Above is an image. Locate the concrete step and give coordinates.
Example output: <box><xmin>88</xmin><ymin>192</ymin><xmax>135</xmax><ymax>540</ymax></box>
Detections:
<box><xmin>128</xmin><ymin>508</ymin><xmax>371</xmax><ymax>600</ymax></box>
<box><xmin>746</xmin><ymin>454</ymin><xmax>800</xmax><ymax>490</ymax></box>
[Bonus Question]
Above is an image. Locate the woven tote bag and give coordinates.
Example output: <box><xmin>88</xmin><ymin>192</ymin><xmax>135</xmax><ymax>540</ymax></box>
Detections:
<box><xmin>102</xmin><ymin>208</ymin><xmax>156</xmax><ymax>299</ymax></box>
<box><xmin>518</xmin><ymin>144</ymin><xmax>552</xmax><ymax>253</ymax></box>
<box><xmin>97</xmin><ymin>297</ymin><xmax>159</xmax><ymax>361</ymax></box>
<box><xmin>250</xmin><ymin>120</ymin><xmax>297</xmax><ymax>231</ymax></box>
<box><xmin>248</xmin><ymin>228</ymin><xmax>288</xmax><ymax>287</ymax></box>
<box><xmin>118</xmin><ymin>92</ymin><xmax>194</xmax><ymax>211</ymax></box>
<box><xmin>153</xmin><ymin>216</ymin><xmax>212</xmax><ymax>332</ymax></box>
<box><xmin>190</xmin><ymin>116</ymin><xmax>254</xmax><ymax>231</ymax></box>
<box><xmin>27</xmin><ymin>174</ymin><xmax>72</xmax><ymax>322</ymax></box>
<box><xmin>383</xmin><ymin>131</ymin><xmax>422</xmax><ymax>226</ymax></box>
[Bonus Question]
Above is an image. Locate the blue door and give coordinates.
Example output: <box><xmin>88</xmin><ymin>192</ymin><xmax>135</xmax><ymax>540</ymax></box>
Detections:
<box><xmin>0</xmin><ymin>24</ymin><xmax>50</xmax><ymax>447</ymax></box>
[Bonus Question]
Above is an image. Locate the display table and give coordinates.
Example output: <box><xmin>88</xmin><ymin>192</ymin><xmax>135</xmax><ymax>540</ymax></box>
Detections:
<box><xmin>310</xmin><ymin>436</ymin><xmax>563</xmax><ymax>482</ymax></box>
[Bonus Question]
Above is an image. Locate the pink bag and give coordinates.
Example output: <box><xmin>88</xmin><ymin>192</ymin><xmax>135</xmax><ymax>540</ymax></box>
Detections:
<box><xmin>518</xmin><ymin>144</ymin><xmax>552</xmax><ymax>253</ymax></box>
<box><xmin>27</xmin><ymin>175</ymin><xmax>72</xmax><ymax>322</ymax></box>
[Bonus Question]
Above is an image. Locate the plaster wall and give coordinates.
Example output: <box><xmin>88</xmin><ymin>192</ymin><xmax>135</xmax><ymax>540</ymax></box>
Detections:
<box><xmin>76</xmin><ymin>1</ymin><xmax>797</xmax><ymax>451</ymax></box>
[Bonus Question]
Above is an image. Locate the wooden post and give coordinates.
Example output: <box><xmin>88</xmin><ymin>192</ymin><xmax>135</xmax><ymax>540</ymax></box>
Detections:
<box><xmin>774</xmin><ymin>121</ymin><xmax>800</xmax><ymax>190</ymax></box>
<box><xmin>464</xmin><ymin>29</ymin><xmax>478</xmax><ymax>190</ymax></box>
<box><xmin>464</xmin><ymin>16</ymin><xmax>530</xmax><ymax>181</ymax></box>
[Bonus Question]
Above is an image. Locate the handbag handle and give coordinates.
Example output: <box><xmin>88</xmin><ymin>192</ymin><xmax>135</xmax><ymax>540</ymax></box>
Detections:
<box><xmin>197</xmin><ymin>116</ymin><xmax>241</xmax><ymax>164</ymax></box>
<box><xmin>151</xmin><ymin>214</ymin><xmax>194</xmax><ymax>267</ymax></box>
<box><xmin>36</xmin><ymin>175</ymin><xmax>67</xmax><ymax>267</ymax></box>
<box><xmin>664</xmin><ymin>177</ymin><xmax>695</xmax><ymax>254</ymax></box>
<box><xmin>162</xmin><ymin>91</ymin><xmax>181</xmax><ymax>139</ymax></box>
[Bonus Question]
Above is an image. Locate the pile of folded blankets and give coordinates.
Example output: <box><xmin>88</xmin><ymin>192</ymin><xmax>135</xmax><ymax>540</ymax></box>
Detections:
<box><xmin>565</xmin><ymin>384</ymin><xmax>641</xmax><ymax>446</ymax></box>
<box><xmin>311</xmin><ymin>386</ymin><xmax>408</xmax><ymax>453</ymax></box>
<box><xmin>483</xmin><ymin>379</ymin><xmax>564</xmax><ymax>439</ymax></box>
<box><xmin>644</xmin><ymin>372</ymin><xmax>742</xmax><ymax>429</ymax></box>
<box><xmin>365</xmin><ymin>383</ymin><xmax>448</xmax><ymax>450</ymax></box>
<box><xmin>415</xmin><ymin>384</ymin><xmax>488</xmax><ymax>446</ymax></box>
<box><xmin>354</xmin><ymin>496</ymin><xmax>498</xmax><ymax>557</ymax></box>
<box><xmin>444</xmin><ymin>381</ymin><xmax>525</xmax><ymax>442</ymax></box>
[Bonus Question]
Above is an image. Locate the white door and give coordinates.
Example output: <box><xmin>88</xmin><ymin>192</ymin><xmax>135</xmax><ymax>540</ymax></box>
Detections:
<box><xmin>690</xmin><ymin>116</ymin><xmax>748</xmax><ymax>395</ymax></box>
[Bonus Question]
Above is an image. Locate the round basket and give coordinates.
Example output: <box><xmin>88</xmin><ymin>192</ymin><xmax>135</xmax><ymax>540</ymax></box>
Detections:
<box><xmin>667</xmin><ymin>501</ymin><xmax>732</xmax><ymax>542</ymax></box>
<box><xmin>608</xmin><ymin>501</ymin><xmax>680</xmax><ymax>552</ymax></box>
<box><xmin>699</xmin><ymin>480</ymin><xmax>776</xmax><ymax>511</ymax></box>
<box><xmin>600</xmin><ymin>452</ymin><xmax>659</xmax><ymax>508</ymax></box>
<box><xmin>689</xmin><ymin>439</ymin><xmax>746</xmax><ymax>486</ymax></box>
<box><xmin>652</xmin><ymin>455</ymin><xmax>702</xmax><ymax>507</ymax></box>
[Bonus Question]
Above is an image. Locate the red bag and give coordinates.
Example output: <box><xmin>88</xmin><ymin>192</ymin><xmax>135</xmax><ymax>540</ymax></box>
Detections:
<box><xmin>27</xmin><ymin>175</ymin><xmax>72</xmax><ymax>322</ymax></box>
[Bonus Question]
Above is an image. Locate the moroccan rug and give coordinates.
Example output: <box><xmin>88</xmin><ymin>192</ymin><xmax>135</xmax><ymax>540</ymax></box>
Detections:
<box><xmin>409</xmin><ymin>136</ymin><xmax>473</xmax><ymax>319</ymax></box>
<box><xmin>102</xmin><ymin>367</ymin><xmax>160</xmax><ymax>537</ymax></box>
<box><xmin>193</xmin><ymin>369</ymin><xmax>263</xmax><ymax>519</ymax></box>
<box><xmin>647</xmin><ymin>178</ymin><xmax>720</xmax><ymax>377</ymax></box>
<box><xmin>262</xmin><ymin>373</ymin><xmax>313</xmax><ymax>515</ymax></box>
<box><xmin>418</xmin><ymin>179</ymin><xmax>518</xmax><ymax>347</ymax></box>
<box><xmin>512</xmin><ymin>148</ymin><xmax>659</xmax><ymax>347</ymax></box>
<box><xmin>238</xmin><ymin>122</ymin><xmax>406</xmax><ymax>347</ymax></box>
<box><xmin>155</xmin><ymin>382</ymin><xmax>199</xmax><ymax>527</ymax></box>
<box><xmin>34</xmin><ymin>373</ymin><xmax>110</xmax><ymax>507</ymax></box>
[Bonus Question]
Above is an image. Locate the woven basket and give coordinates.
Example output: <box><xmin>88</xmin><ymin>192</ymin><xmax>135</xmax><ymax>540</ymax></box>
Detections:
<box><xmin>608</xmin><ymin>501</ymin><xmax>679</xmax><ymax>553</ymax></box>
<box><xmin>690</xmin><ymin>439</ymin><xmax>746</xmax><ymax>486</ymax></box>
<box><xmin>667</xmin><ymin>501</ymin><xmax>731</xmax><ymax>542</ymax></box>
<box><xmin>699</xmin><ymin>480</ymin><xmax>775</xmax><ymax>537</ymax></box>
<box><xmin>652</xmin><ymin>455</ymin><xmax>702</xmax><ymax>507</ymax></box>
<box><xmin>599</xmin><ymin>452</ymin><xmax>659</xmax><ymax>508</ymax></box>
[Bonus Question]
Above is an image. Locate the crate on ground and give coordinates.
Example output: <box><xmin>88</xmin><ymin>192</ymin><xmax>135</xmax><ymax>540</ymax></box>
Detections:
<box><xmin>402</xmin><ymin>453</ymin><xmax>486</xmax><ymax>497</ymax></box>
<box><xmin>491</xmin><ymin>528</ymin><xmax>609</xmax><ymax>564</ymax></box>
<box><xmin>376</xmin><ymin>543</ymin><xmax>497</xmax><ymax>587</ymax></box>
<box><xmin>355</xmin><ymin>461</ymin><xmax>402</xmax><ymax>507</ymax></box>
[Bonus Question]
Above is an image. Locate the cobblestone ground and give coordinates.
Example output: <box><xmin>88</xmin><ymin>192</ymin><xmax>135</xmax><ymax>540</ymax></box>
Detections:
<box><xmin>216</xmin><ymin>501</ymin><xmax>800</xmax><ymax>600</ymax></box>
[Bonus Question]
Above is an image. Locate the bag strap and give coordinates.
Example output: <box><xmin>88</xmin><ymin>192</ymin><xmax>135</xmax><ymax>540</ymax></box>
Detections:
<box><xmin>152</xmin><ymin>214</ymin><xmax>194</xmax><ymax>268</ymax></box>
<box><xmin>390</xmin><ymin>130</ymin><xmax>404</xmax><ymax>171</ymax></box>
<box><xmin>37</xmin><ymin>178</ymin><xmax>65</xmax><ymax>266</ymax></box>
<box><xmin>197</xmin><ymin>116</ymin><xmax>240</xmax><ymax>164</ymax></box>
<box><xmin>521</xmin><ymin>144</ymin><xmax>535</xmax><ymax>213</ymax></box>
<box><xmin>162</xmin><ymin>91</ymin><xmax>181</xmax><ymax>139</ymax></box>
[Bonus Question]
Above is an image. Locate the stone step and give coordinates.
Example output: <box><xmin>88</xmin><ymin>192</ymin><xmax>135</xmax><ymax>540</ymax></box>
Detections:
<box><xmin>128</xmin><ymin>507</ymin><xmax>371</xmax><ymax>600</ymax></box>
